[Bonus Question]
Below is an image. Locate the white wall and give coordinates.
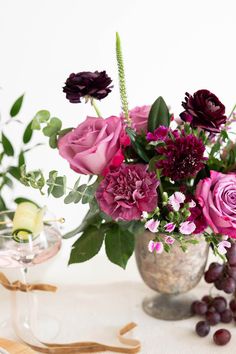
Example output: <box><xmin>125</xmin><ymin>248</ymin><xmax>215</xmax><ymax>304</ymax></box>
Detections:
<box><xmin>0</xmin><ymin>0</ymin><xmax>235</xmax><ymax>284</ymax></box>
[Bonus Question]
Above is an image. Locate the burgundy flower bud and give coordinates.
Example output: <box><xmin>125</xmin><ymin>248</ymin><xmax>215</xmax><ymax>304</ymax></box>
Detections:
<box><xmin>63</xmin><ymin>71</ymin><xmax>113</xmax><ymax>103</ymax></box>
<box><xmin>180</xmin><ymin>89</ymin><xmax>227</xmax><ymax>133</ymax></box>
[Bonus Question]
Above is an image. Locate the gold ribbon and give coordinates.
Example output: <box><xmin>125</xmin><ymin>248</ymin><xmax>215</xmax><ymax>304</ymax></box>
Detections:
<box><xmin>0</xmin><ymin>272</ymin><xmax>57</xmax><ymax>293</ymax></box>
<box><xmin>27</xmin><ymin>322</ymin><xmax>141</xmax><ymax>353</ymax></box>
<box><xmin>0</xmin><ymin>272</ymin><xmax>141</xmax><ymax>353</ymax></box>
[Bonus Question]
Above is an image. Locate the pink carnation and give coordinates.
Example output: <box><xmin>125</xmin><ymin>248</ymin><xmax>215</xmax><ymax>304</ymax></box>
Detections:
<box><xmin>96</xmin><ymin>164</ymin><xmax>159</xmax><ymax>221</ymax></box>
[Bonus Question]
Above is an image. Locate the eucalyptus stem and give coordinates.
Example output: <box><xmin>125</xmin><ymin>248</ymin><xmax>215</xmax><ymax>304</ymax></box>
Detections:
<box><xmin>91</xmin><ymin>99</ymin><xmax>102</xmax><ymax>117</ymax></box>
<box><xmin>116</xmin><ymin>32</ymin><xmax>131</xmax><ymax>127</ymax></box>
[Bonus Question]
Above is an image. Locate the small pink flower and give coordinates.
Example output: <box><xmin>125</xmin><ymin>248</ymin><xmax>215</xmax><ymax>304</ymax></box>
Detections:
<box><xmin>179</xmin><ymin>221</ymin><xmax>196</xmax><ymax>235</ymax></box>
<box><xmin>169</xmin><ymin>192</ymin><xmax>186</xmax><ymax>211</ymax></box>
<box><xmin>218</xmin><ymin>240</ymin><xmax>231</xmax><ymax>255</ymax></box>
<box><xmin>145</xmin><ymin>219</ymin><xmax>160</xmax><ymax>233</ymax></box>
<box><xmin>155</xmin><ymin>242</ymin><xmax>164</xmax><ymax>254</ymax></box>
<box><xmin>148</xmin><ymin>240</ymin><xmax>164</xmax><ymax>254</ymax></box>
<box><xmin>189</xmin><ymin>200</ymin><xmax>196</xmax><ymax>208</ymax></box>
<box><xmin>165</xmin><ymin>235</ymin><xmax>175</xmax><ymax>245</ymax></box>
<box><xmin>164</xmin><ymin>222</ymin><xmax>176</xmax><ymax>233</ymax></box>
<box><xmin>148</xmin><ymin>240</ymin><xmax>156</xmax><ymax>252</ymax></box>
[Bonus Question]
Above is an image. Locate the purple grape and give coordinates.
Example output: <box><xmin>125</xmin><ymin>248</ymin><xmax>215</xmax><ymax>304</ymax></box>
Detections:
<box><xmin>226</xmin><ymin>243</ymin><xmax>236</xmax><ymax>266</ymax></box>
<box><xmin>229</xmin><ymin>298</ymin><xmax>236</xmax><ymax>312</ymax></box>
<box><xmin>205</xmin><ymin>311</ymin><xmax>221</xmax><ymax>326</ymax></box>
<box><xmin>226</xmin><ymin>265</ymin><xmax>236</xmax><ymax>280</ymax></box>
<box><xmin>207</xmin><ymin>306</ymin><xmax>216</xmax><ymax>313</ymax></box>
<box><xmin>221</xmin><ymin>277</ymin><xmax>236</xmax><ymax>294</ymax></box>
<box><xmin>213</xmin><ymin>329</ymin><xmax>231</xmax><ymax>346</ymax></box>
<box><xmin>195</xmin><ymin>321</ymin><xmax>210</xmax><ymax>337</ymax></box>
<box><xmin>220</xmin><ymin>309</ymin><xmax>233</xmax><ymax>323</ymax></box>
<box><xmin>212</xmin><ymin>297</ymin><xmax>227</xmax><ymax>313</ymax></box>
<box><xmin>215</xmin><ymin>279</ymin><xmax>224</xmax><ymax>290</ymax></box>
<box><xmin>191</xmin><ymin>301</ymin><xmax>208</xmax><ymax>315</ymax></box>
<box><xmin>204</xmin><ymin>263</ymin><xmax>224</xmax><ymax>283</ymax></box>
<box><xmin>201</xmin><ymin>295</ymin><xmax>212</xmax><ymax>305</ymax></box>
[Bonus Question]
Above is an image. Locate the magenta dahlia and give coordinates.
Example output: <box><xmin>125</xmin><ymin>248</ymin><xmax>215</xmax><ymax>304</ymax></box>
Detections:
<box><xmin>96</xmin><ymin>164</ymin><xmax>159</xmax><ymax>221</ymax></box>
<box><xmin>156</xmin><ymin>131</ymin><xmax>207</xmax><ymax>181</ymax></box>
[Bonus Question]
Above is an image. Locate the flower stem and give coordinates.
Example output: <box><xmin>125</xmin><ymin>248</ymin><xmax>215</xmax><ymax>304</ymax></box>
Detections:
<box><xmin>156</xmin><ymin>169</ymin><xmax>164</xmax><ymax>196</ymax></box>
<box><xmin>116</xmin><ymin>32</ymin><xmax>131</xmax><ymax>127</ymax></box>
<box><xmin>91</xmin><ymin>99</ymin><xmax>102</xmax><ymax>117</ymax></box>
<box><xmin>228</xmin><ymin>103</ymin><xmax>236</xmax><ymax>120</ymax></box>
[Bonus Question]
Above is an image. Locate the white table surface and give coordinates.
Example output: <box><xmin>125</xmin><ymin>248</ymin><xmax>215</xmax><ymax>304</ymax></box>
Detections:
<box><xmin>0</xmin><ymin>240</ymin><xmax>235</xmax><ymax>354</ymax></box>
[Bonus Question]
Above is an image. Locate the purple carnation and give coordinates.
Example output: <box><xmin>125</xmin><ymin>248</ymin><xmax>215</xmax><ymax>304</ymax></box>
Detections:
<box><xmin>156</xmin><ymin>131</ymin><xmax>207</xmax><ymax>181</ymax></box>
<box><xmin>96</xmin><ymin>164</ymin><xmax>159</xmax><ymax>221</ymax></box>
<box><xmin>146</xmin><ymin>126</ymin><xmax>169</xmax><ymax>142</ymax></box>
<box><xmin>63</xmin><ymin>71</ymin><xmax>113</xmax><ymax>103</ymax></box>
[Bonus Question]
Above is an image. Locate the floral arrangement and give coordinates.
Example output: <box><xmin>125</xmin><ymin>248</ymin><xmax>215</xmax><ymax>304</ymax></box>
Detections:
<box><xmin>21</xmin><ymin>34</ymin><xmax>236</xmax><ymax>268</ymax></box>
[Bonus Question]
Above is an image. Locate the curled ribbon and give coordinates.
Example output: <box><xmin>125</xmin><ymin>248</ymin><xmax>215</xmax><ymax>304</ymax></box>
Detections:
<box><xmin>0</xmin><ymin>272</ymin><xmax>57</xmax><ymax>293</ymax></box>
<box><xmin>0</xmin><ymin>272</ymin><xmax>141</xmax><ymax>353</ymax></box>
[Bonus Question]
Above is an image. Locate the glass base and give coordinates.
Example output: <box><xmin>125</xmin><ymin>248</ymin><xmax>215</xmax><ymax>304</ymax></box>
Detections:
<box><xmin>143</xmin><ymin>293</ymin><xmax>195</xmax><ymax>320</ymax></box>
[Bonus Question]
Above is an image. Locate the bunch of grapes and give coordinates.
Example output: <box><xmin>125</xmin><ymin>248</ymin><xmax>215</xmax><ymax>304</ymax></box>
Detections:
<box><xmin>204</xmin><ymin>243</ymin><xmax>236</xmax><ymax>294</ymax></box>
<box><xmin>192</xmin><ymin>242</ymin><xmax>236</xmax><ymax>346</ymax></box>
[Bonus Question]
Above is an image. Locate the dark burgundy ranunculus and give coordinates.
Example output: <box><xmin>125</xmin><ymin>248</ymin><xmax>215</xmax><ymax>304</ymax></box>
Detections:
<box><xmin>180</xmin><ymin>89</ymin><xmax>227</xmax><ymax>133</ymax></box>
<box><xmin>63</xmin><ymin>71</ymin><xmax>113</xmax><ymax>103</ymax></box>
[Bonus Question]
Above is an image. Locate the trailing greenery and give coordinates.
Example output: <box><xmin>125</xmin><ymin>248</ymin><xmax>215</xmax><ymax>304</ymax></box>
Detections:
<box><xmin>0</xmin><ymin>94</ymin><xmax>39</xmax><ymax>210</ymax></box>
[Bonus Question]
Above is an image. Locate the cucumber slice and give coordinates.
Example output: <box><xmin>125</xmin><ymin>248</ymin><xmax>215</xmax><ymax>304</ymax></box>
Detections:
<box><xmin>12</xmin><ymin>202</ymin><xmax>45</xmax><ymax>242</ymax></box>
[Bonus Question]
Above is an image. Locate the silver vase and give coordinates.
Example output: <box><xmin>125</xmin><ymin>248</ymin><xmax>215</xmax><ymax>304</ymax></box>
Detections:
<box><xmin>135</xmin><ymin>231</ymin><xmax>209</xmax><ymax>320</ymax></box>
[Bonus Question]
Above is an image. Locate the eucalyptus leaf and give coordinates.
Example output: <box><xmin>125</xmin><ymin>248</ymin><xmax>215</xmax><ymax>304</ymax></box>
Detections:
<box><xmin>105</xmin><ymin>224</ymin><xmax>134</xmax><ymax>269</ymax></box>
<box><xmin>50</xmin><ymin>176</ymin><xmax>66</xmax><ymax>198</ymax></box>
<box><xmin>10</xmin><ymin>94</ymin><xmax>24</xmax><ymax>117</ymax></box>
<box><xmin>49</xmin><ymin>133</ymin><xmax>58</xmax><ymax>149</ymax></box>
<box><xmin>148</xmin><ymin>96</ymin><xmax>170</xmax><ymax>132</ymax></box>
<box><xmin>43</xmin><ymin>117</ymin><xmax>62</xmax><ymax>137</ymax></box>
<box><xmin>68</xmin><ymin>225</ymin><xmax>104</xmax><ymax>264</ymax></box>
<box><xmin>2</xmin><ymin>133</ymin><xmax>14</xmax><ymax>156</ymax></box>
<box><xmin>35</xmin><ymin>110</ymin><xmax>50</xmax><ymax>123</ymax></box>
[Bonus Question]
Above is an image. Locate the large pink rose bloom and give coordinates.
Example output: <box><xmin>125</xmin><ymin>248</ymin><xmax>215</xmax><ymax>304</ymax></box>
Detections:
<box><xmin>58</xmin><ymin>116</ymin><xmax>123</xmax><ymax>175</ymax></box>
<box><xmin>196</xmin><ymin>171</ymin><xmax>236</xmax><ymax>238</ymax></box>
<box><xmin>96</xmin><ymin>164</ymin><xmax>159</xmax><ymax>221</ymax></box>
<box><xmin>121</xmin><ymin>105</ymin><xmax>150</xmax><ymax>134</ymax></box>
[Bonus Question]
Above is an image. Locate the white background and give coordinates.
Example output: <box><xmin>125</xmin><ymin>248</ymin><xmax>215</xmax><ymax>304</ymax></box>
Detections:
<box><xmin>0</xmin><ymin>0</ymin><xmax>236</xmax><ymax>283</ymax></box>
<box><xmin>0</xmin><ymin>1</ymin><xmax>236</xmax><ymax>353</ymax></box>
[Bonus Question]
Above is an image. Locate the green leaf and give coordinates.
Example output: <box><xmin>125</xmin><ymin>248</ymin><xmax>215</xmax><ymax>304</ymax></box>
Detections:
<box><xmin>210</xmin><ymin>141</ymin><xmax>221</xmax><ymax>157</ymax></box>
<box><xmin>49</xmin><ymin>133</ymin><xmax>58</xmax><ymax>149</ymax></box>
<box><xmin>18</xmin><ymin>151</ymin><xmax>25</xmax><ymax>166</ymax></box>
<box><xmin>23</xmin><ymin>120</ymin><xmax>33</xmax><ymax>144</ymax></box>
<box><xmin>46</xmin><ymin>170</ymin><xmax>58</xmax><ymax>195</ymax></box>
<box><xmin>68</xmin><ymin>225</ymin><xmax>105</xmax><ymax>264</ymax></box>
<box><xmin>43</xmin><ymin>118</ymin><xmax>62</xmax><ymax>137</ymax></box>
<box><xmin>126</xmin><ymin>128</ymin><xmax>149</xmax><ymax>162</ymax></box>
<box><xmin>0</xmin><ymin>196</ymin><xmax>6</xmax><ymax>211</ymax></box>
<box><xmin>4</xmin><ymin>176</ymin><xmax>13</xmax><ymax>188</ymax></box>
<box><xmin>49</xmin><ymin>176</ymin><xmax>66</xmax><ymax>198</ymax></box>
<box><xmin>35</xmin><ymin>110</ymin><xmax>50</xmax><ymax>123</ymax></box>
<box><xmin>10</xmin><ymin>94</ymin><xmax>24</xmax><ymax>117</ymax></box>
<box><xmin>58</xmin><ymin>128</ymin><xmax>73</xmax><ymax>137</ymax></box>
<box><xmin>63</xmin><ymin>210</ymin><xmax>101</xmax><ymax>239</ymax></box>
<box><xmin>148</xmin><ymin>96</ymin><xmax>170</xmax><ymax>132</ymax></box>
<box><xmin>8</xmin><ymin>166</ymin><xmax>21</xmax><ymax>180</ymax></box>
<box><xmin>2</xmin><ymin>133</ymin><xmax>14</xmax><ymax>156</ymax></box>
<box><xmin>14</xmin><ymin>197</ymin><xmax>40</xmax><ymax>208</ymax></box>
<box><xmin>105</xmin><ymin>224</ymin><xmax>134</xmax><ymax>269</ymax></box>
<box><xmin>31</xmin><ymin>117</ymin><xmax>41</xmax><ymax>130</ymax></box>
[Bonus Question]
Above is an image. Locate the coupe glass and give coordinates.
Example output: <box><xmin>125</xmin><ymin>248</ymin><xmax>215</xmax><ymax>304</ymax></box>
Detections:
<box><xmin>0</xmin><ymin>209</ymin><xmax>62</xmax><ymax>346</ymax></box>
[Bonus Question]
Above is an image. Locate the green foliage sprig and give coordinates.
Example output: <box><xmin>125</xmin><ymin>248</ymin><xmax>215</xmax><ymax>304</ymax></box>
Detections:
<box><xmin>0</xmin><ymin>94</ymin><xmax>39</xmax><ymax>210</ymax></box>
<box><xmin>116</xmin><ymin>32</ymin><xmax>131</xmax><ymax>126</ymax></box>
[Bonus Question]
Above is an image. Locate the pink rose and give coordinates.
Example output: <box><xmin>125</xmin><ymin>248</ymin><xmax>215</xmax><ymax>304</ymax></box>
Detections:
<box><xmin>58</xmin><ymin>116</ymin><xmax>123</xmax><ymax>175</ymax></box>
<box><xmin>121</xmin><ymin>105</ymin><xmax>150</xmax><ymax>134</ymax></box>
<box><xmin>196</xmin><ymin>171</ymin><xmax>236</xmax><ymax>238</ymax></box>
